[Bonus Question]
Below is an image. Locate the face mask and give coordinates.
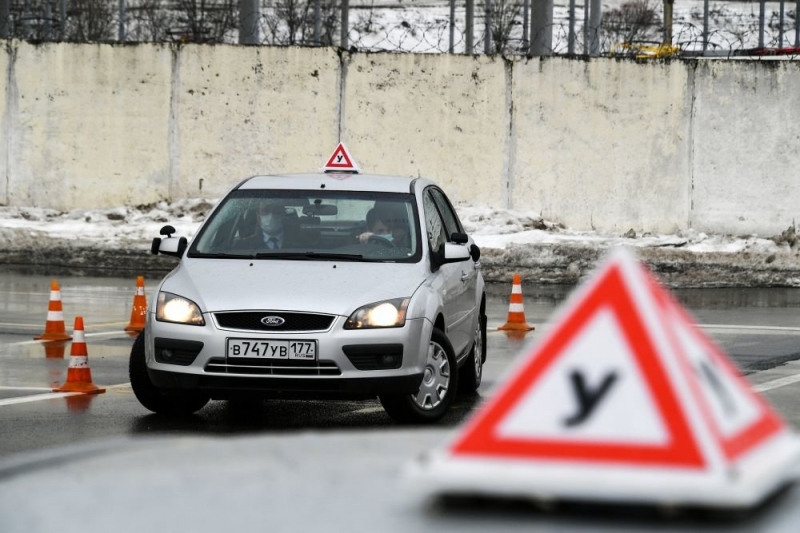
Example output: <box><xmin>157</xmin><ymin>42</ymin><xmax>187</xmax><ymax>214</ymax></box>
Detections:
<box><xmin>379</xmin><ymin>233</ymin><xmax>394</xmax><ymax>242</ymax></box>
<box><xmin>260</xmin><ymin>213</ymin><xmax>282</xmax><ymax>234</ymax></box>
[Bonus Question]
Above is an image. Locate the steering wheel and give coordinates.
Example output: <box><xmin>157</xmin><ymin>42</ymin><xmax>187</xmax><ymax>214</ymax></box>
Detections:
<box><xmin>368</xmin><ymin>235</ymin><xmax>395</xmax><ymax>248</ymax></box>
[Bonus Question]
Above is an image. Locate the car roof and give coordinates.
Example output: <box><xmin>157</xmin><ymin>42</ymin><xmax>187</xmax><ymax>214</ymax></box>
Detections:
<box><xmin>237</xmin><ymin>173</ymin><xmax>435</xmax><ymax>194</ymax></box>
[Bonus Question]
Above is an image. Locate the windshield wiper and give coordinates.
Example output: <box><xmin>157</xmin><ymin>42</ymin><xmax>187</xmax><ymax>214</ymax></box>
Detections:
<box><xmin>255</xmin><ymin>252</ymin><xmax>365</xmax><ymax>261</ymax></box>
<box><xmin>193</xmin><ymin>252</ymin><xmax>255</xmax><ymax>259</ymax></box>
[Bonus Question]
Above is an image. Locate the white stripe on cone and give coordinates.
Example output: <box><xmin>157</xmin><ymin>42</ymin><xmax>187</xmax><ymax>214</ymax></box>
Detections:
<box><xmin>136</xmin><ymin>287</ymin><xmax>144</xmax><ymax>295</ymax></box>
<box><xmin>50</xmin><ymin>291</ymin><xmax>62</xmax><ymax>301</ymax></box>
<box><xmin>68</xmin><ymin>356</ymin><xmax>88</xmax><ymax>368</ymax></box>
<box><xmin>46</xmin><ymin>311</ymin><xmax>64</xmax><ymax>321</ymax></box>
<box><xmin>73</xmin><ymin>330</ymin><xmax>85</xmax><ymax>343</ymax></box>
<box><xmin>511</xmin><ymin>285</ymin><xmax>522</xmax><ymax>294</ymax></box>
<box><xmin>509</xmin><ymin>303</ymin><xmax>525</xmax><ymax>312</ymax></box>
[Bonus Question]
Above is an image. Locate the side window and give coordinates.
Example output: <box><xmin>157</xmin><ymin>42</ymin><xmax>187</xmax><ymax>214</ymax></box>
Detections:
<box><xmin>422</xmin><ymin>190</ymin><xmax>447</xmax><ymax>252</ymax></box>
<box><xmin>430</xmin><ymin>189</ymin><xmax>463</xmax><ymax>240</ymax></box>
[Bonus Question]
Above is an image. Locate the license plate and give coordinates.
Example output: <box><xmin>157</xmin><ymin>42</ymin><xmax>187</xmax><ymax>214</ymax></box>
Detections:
<box><xmin>226</xmin><ymin>339</ymin><xmax>317</xmax><ymax>360</ymax></box>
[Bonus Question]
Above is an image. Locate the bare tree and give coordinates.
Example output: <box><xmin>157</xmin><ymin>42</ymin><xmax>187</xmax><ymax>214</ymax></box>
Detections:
<box><xmin>127</xmin><ymin>0</ymin><xmax>175</xmax><ymax>42</ymax></box>
<box><xmin>263</xmin><ymin>0</ymin><xmax>340</xmax><ymax>45</ymax></box>
<box><xmin>318</xmin><ymin>0</ymin><xmax>340</xmax><ymax>45</ymax></box>
<box><xmin>66</xmin><ymin>0</ymin><xmax>116</xmax><ymax>41</ymax></box>
<box><xmin>602</xmin><ymin>0</ymin><xmax>661</xmax><ymax>49</ymax></box>
<box><xmin>171</xmin><ymin>0</ymin><xmax>238</xmax><ymax>43</ymax></box>
<box><xmin>489</xmin><ymin>0</ymin><xmax>524</xmax><ymax>54</ymax></box>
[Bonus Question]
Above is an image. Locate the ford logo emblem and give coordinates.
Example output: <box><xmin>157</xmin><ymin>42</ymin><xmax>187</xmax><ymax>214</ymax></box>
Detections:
<box><xmin>260</xmin><ymin>316</ymin><xmax>285</xmax><ymax>327</ymax></box>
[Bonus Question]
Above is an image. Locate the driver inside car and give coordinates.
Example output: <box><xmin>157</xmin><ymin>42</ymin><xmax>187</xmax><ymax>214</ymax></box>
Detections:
<box><xmin>357</xmin><ymin>207</ymin><xmax>393</xmax><ymax>244</ymax></box>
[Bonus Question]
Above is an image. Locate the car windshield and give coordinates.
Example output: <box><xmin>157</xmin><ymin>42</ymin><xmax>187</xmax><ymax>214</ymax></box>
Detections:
<box><xmin>188</xmin><ymin>189</ymin><xmax>421</xmax><ymax>263</ymax></box>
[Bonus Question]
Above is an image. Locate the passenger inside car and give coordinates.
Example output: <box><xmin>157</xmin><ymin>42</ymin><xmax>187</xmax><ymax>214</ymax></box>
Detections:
<box><xmin>235</xmin><ymin>200</ymin><xmax>298</xmax><ymax>250</ymax></box>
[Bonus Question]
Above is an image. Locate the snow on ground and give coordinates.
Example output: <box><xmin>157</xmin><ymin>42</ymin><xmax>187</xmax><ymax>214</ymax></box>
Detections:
<box><xmin>0</xmin><ymin>198</ymin><xmax>789</xmax><ymax>256</ymax></box>
<box><xmin>1</xmin><ymin>199</ymin><xmax>797</xmax><ymax>287</ymax></box>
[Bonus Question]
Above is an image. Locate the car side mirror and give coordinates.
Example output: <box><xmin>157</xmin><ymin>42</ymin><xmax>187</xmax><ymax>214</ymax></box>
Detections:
<box><xmin>430</xmin><ymin>242</ymin><xmax>470</xmax><ymax>271</ymax></box>
<box><xmin>154</xmin><ymin>235</ymin><xmax>187</xmax><ymax>258</ymax></box>
<box><xmin>451</xmin><ymin>232</ymin><xmax>469</xmax><ymax>245</ymax></box>
<box><xmin>470</xmin><ymin>244</ymin><xmax>481</xmax><ymax>262</ymax></box>
<box><xmin>442</xmin><ymin>243</ymin><xmax>471</xmax><ymax>263</ymax></box>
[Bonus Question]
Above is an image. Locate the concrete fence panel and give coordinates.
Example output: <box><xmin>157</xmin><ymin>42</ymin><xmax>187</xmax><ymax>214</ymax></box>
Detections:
<box><xmin>0</xmin><ymin>47</ymin><xmax>7</xmax><ymax>205</ymax></box>
<box><xmin>342</xmin><ymin>53</ymin><xmax>509</xmax><ymax>207</ymax></box>
<box><xmin>0</xmin><ymin>42</ymin><xmax>798</xmax><ymax>239</ymax></box>
<box><xmin>174</xmin><ymin>45</ymin><xmax>341</xmax><ymax>199</ymax></box>
<box><xmin>691</xmin><ymin>61</ymin><xmax>800</xmax><ymax>236</ymax></box>
<box><xmin>511</xmin><ymin>57</ymin><xmax>693</xmax><ymax>233</ymax></box>
<box><xmin>7</xmin><ymin>42</ymin><xmax>173</xmax><ymax>210</ymax></box>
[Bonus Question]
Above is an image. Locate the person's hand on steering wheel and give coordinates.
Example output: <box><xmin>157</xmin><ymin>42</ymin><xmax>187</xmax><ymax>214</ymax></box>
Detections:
<box><xmin>367</xmin><ymin>234</ymin><xmax>395</xmax><ymax>247</ymax></box>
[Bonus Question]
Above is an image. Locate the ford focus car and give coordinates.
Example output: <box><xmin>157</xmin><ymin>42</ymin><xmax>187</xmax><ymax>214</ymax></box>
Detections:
<box><xmin>130</xmin><ymin>146</ymin><xmax>486</xmax><ymax>423</ymax></box>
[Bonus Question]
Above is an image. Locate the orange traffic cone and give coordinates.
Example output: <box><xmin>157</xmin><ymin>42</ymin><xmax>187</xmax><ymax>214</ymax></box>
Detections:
<box><xmin>124</xmin><ymin>276</ymin><xmax>147</xmax><ymax>335</ymax></box>
<box><xmin>43</xmin><ymin>341</ymin><xmax>67</xmax><ymax>359</ymax></box>
<box><xmin>53</xmin><ymin>317</ymin><xmax>105</xmax><ymax>394</ymax></box>
<box><xmin>497</xmin><ymin>273</ymin><xmax>536</xmax><ymax>332</ymax></box>
<box><xmin>34</xmin><ymin>279</ymin><xmax>72</xmax><ymax>342</ymax></box>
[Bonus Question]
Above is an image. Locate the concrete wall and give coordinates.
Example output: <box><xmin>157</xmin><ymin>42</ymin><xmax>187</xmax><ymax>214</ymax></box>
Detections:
<box><xmin>0</xmin><ymin>41</ymin><xmax>798</xmax><ymax>236</ymax></box>
<box><xmin>512</xmin><ymin>59</ymin><xmax>692</xmax><ymax>233</ymax></box>
<box><xmin>343</xmin><ymin>53</ymin><xmax>509</xmax><ymax>207</ymax></box>
<box><xmin>7</xmin><ymin>43</ymin><xmax>173</xmax><ymax>209</ymax></box>
<box><xmin>691</xmin><ymin>61</ymin><xmax>800</xmax><ymax>235</ymax></box>
<box><xmin>175</xmin><ymin>45</ymin><xmax>341</xmax><ymax>200</ymax></box>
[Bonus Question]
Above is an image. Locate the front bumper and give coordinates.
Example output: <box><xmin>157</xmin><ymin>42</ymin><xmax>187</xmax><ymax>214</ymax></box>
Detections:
<box><xmin>148</xmin><ymin>368</ymin><xmax>424</xmax><ymax>399</ymax></box>
<box><xmin>144</xmin><ymin>312</ymin><xmax>432</xmax><ymax>399</ymax></box>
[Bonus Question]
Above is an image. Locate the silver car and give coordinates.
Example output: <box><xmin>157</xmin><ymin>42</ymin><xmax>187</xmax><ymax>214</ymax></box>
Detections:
<box><xmin>130</xmin><ymin>172</ymin><xmax>486</xmax><ymax>423</ymax></box>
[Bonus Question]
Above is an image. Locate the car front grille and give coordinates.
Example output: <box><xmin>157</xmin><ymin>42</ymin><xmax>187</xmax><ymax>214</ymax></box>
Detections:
<box><xmin>214</xmin><ymin>312</ymin><xmax>335</xmax><ymax>332</ymax></box>
<box><xmin>205</xmin><ymin>357</ymin><xmax>341</xmax><ymax>376</ymax></box>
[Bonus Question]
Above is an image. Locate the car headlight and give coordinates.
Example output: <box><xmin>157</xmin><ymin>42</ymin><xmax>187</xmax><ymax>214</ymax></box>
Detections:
<box><xmin>345</xmin><ymin>298</ymin><xmax>410</xmax><ymax>329</ymax></box>
<box><xmin>156</xmin><ymin>292</ymin><xmax>205</xmax><ymax>326</ymax></box>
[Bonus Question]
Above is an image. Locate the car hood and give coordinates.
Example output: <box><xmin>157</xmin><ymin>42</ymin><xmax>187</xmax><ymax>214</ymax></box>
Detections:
<box><xmin>160</xmin><ymin>259</ymin><xmax>427</xmax><ymax>317</ymax></box>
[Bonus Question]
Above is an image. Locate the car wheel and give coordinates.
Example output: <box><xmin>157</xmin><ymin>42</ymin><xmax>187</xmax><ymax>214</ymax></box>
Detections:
<box><xmin>129</xmin><ymin>331</ymin><xmax>210</xmax><ymax>416</ymax></box>
<box><xmin>458</xmin><ymin>311</ymin><xmax>486</xmax><ymax>394</ymax></box>
<box><xmin>379</xmin><ymin>327</ymin><xmax>458</xmax><ymax>424</ymax></box>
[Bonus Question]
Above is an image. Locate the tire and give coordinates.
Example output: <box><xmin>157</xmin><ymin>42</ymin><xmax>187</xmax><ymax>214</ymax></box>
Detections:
<box><xmin>458</xmin><ymin>310</ymin><xmax>486</xmax><ymax>394</ymax></box>
<box><xmin>379</xmin><ymin>327</ymin><xmax>458</xmax><ymax>424</ymax></box>
<box><xmin>129</xmin><ymin>331</ymin><xmax>210</xmax><ymax>416</ymax></box>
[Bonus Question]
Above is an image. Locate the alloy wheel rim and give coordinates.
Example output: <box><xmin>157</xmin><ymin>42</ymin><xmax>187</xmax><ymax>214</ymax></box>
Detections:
<box><xmin>411</xmin><ymin>341</ymin><xmax>450</xmax><ymax>410</ymax></box>
<box><xmin>474</xmin><ymin>322</ymin><xmax>483</xmax><ymax>382</ymax></box>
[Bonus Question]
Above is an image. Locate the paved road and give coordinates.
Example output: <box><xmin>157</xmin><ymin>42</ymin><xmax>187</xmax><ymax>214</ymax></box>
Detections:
<box><xmin>3</xmin><ymin>269</ymin><xmax>800</xmax><ymax>531</ymax></box>
<box><xmin>1</xmin><ymin>269</ymin><xmax>799</xmax><ymax>457</ymax></box>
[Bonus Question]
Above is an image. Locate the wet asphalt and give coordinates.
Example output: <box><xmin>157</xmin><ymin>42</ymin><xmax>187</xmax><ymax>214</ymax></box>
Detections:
<box><xmin>0</xmin><ymin>268</ymin><xmax>799</xmax><ymax>458</ymax></box>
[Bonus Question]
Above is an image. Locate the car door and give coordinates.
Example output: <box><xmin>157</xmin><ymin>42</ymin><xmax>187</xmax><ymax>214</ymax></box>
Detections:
<box><xmin>430</xmin><ymin>188</ymin><xmax>477</xmax><ymax>354</ymax></box>
<box><xmin>422</xmin><ymin>189</ymin><xmax>471</xmax><ymax>356</ymax></box>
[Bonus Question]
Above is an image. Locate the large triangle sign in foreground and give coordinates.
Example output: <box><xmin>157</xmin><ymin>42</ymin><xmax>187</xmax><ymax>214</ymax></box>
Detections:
<box><xmin>413</xmin><ymin>249</ymin><xmax>800</xmax><ymax>508</ymax></box>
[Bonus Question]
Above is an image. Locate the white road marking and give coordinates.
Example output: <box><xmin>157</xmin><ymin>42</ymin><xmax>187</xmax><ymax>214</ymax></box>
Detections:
<box><xmin>347</xmin><ymin>406</ymin><xmax>385</xmax><ymax>415</ymax></box>
<box><xmin>0</xmin><ymin>386</ymin><xmax>53</xmax><ymax>391</ymax></box>
<box><xmin>701</xmin><ymin>324</ymin><xmax>800</xmax><ymax>333</ymax></box>
<box><xmin>0</xmin><ymin>392</ymin><xmax>81</xmax><ymax>406</ymax></box>
<box><xmin>490</xmin><ymin>322</ymin><xmax>800</xmax><ymax>331</ymax></box>
<box><xmin>0</xmin><ymin>321</ymin><xmax>129</xmax><ymax>328</ymax></box>
<box><xmin>753</xmin><ymin>374</ymin><xmax>800</xmax><ymax>393</ymax></box>
<box><xmin>7</xmin><ymin>330</ymin><xmax>131</xmax><ymax>347</ymax></box>
<box><xmin>0</xmin><ymin>383</ymin><xmax>130</xmax><ymax>408</ymax></box>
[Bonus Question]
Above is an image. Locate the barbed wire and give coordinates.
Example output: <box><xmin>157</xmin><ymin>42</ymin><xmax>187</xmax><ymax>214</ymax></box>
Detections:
<box><xmin>1</xmin><ymin>0</ymin><xmax>799</xmax><ymax>58</ymax></box>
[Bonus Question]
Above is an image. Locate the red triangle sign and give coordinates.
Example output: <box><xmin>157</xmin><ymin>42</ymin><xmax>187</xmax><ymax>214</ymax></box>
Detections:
<box><xmin>647</xmin><ymin>276</ymin><xmax>785</xmax><ymax>462</ymax></box>
<box><xmin>412</xmin><ymin>249</ymin><xmax>800</xmax><ymax>508</ymax></box>
<box><xmin>323</xmin><ymin>143</ymin><xmax>359</xmax><ymax>172</ymax></box>
<box><xmin>450</xmin><ymin>262</ymin><xmax>705</xmax><ymax>468</ymax></box>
